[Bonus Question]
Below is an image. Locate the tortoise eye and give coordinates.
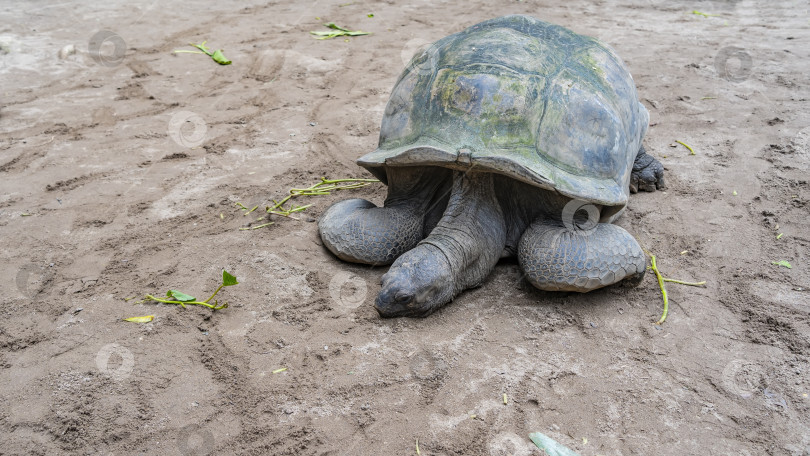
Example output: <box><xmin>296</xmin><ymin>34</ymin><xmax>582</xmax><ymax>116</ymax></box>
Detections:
<box><xmin>394</xmin><ymin>291</ymin><xmax>414</xmax><ymax>304</ymax></box>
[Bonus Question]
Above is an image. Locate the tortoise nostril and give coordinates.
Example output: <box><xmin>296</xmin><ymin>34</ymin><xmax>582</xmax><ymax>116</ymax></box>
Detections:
<box><xmin>394</xmin><ymin>292</ymin><xmax>414</xmax><ymax>304</ymax></box>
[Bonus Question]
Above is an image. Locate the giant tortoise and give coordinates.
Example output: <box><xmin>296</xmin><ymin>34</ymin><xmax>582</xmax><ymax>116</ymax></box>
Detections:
<box><xmin>319</xmin><ymin>15</ymin><xmax>665</xmax><ymax>317</ymax></box>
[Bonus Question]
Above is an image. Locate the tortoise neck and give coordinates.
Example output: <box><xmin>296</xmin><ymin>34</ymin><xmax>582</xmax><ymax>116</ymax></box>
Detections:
<box><xmin>418</xmin><ymin>171</ymin><xmax>507</xmax><ymax>294</ymax></box>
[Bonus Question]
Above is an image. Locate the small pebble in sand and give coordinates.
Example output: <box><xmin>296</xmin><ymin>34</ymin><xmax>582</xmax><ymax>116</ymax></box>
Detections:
<box><xmin>58</xmin><ymin>44</ymin><xmax>76</xmax><ymax>59</ymax></box>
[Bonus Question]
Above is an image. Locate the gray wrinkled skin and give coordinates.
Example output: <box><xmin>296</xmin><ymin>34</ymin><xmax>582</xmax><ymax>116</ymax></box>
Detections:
<box><xmin>518</xmin><ymin>220</ymin><xmax>647</xmax><ymax>292</ymax></box>
<box><xmin>318</xmin><ymin>15</ymin><xmax>665</xmax><ymax>317</ymax></box>
<box><xmin>376</xmin><ymin>171</ymin><xmax>506</xmax><ymax>317</ymax></box>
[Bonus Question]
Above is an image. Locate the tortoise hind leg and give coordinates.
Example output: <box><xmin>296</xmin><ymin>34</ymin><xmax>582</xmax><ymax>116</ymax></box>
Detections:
<box><xmin>318</xmin><ymin>167</ymin><xmax>448</xmax><ymax>266</ymax></box>
<box><xmin>630</xmin><ymin>145</ymin><xmax>665</xmax><ymax>193</ymax></box>
<box><xmin>517</xmin><ymin>219</ymin><xmax>646</xmax><ymax>292</ymax></box>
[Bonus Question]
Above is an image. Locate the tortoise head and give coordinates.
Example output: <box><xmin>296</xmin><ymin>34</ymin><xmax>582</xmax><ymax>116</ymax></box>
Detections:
<box><xmin>375</xmin><ymin>243</ymin><xmax>454</xmax><ymax>318</ymax></box>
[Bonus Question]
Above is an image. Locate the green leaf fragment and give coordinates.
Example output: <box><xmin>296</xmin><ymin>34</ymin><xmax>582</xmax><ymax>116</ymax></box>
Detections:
<box><xmin>772</xmin><ymin>260</ymin><xmax>792</xmax><ymax>269</ymax></box>
<box><xmin>776</xmin><ymin>233</ymin><xmax>784</xmax><ymax>240</ymax></box>
<box><xmin>167</xmin><ymin>290</ymin><xmax>196</xmax><ymax>301</ymax></box>
<box><xmin>310</xmin><ymin>22</ymin><xmax>370</xmax><ymax>40</ymax></box>
<box><xmin>210</xmin><ymin>49</ymin><xmax>231</xmax><ymax>65</ymax></box>
<box><xmin>367</xmin><ymin>13</ymin><xmax>374</xmax><ymax>17</ymax></box>
<box><xmin>175</xmin><ymin>40</ymin><xmax>231</xmax><ymax>65</ymax></box>
<box><xmin>222</xmin><ymin>270</ymin><xmax>239</xmax><ymax>286</ymax></box>
<box><xmin>325</xmin><ymin>22</ymin><xmax>348</xmax><ymax>31</ymax></box>
<box><xmin>529</xmin><ymin>432</ymin><xmax>582</xmax><ymax>456</ymax></box>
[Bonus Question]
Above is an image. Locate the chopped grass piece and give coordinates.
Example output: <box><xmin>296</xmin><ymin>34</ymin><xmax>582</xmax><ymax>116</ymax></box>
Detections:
<box><xmin>675</xmin><ymin>140</ymin><xmax>696</xmax><ymax>155</ymax></box>
<box><xmin>646</xmin><ymin>254</ymin><xmax>706</xmax><ymax>325</ymax></box>
<box><xmin>123</xmin><ymin>315</ymin><xmax>154</xmax><ymax>323</ymax></box>
<box><xmin>267</xmin><ymin>177</ymin><xmax>378</xmax><ymax>217</ymax></box>
<box><xmin>663</xmin><ymin>278</ymin><xmax>706</xmax><ymax>286</ymax></box>
<box><xmin>238</xmin><ymin>177</ymin><xmax>379</xmax><ymax>231</ymax></box>
<box><xmin>242</xmin><ymin>204</ymin><xmax>258</xmax><ymax>215</ymax></box>
<box><xmin>772</xmin><ymin>260</ymin><xmax>792</xmax><ymax>269</ymax></box>
<box><xmin>272</xmin><ymin>367</ymin><xmax>287</xmax><ymax>374</ymax></box>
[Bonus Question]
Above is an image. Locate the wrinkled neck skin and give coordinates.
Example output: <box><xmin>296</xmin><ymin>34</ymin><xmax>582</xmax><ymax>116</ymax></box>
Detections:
<box><xmin>376</xmin><ymin>171</ymin><xmax>507</xmax><ymax>317</ymax></box>
<box><xmin>385</xmin><ymin>166</ymin><xmax>451</xmax><ymax>235</ymax></box>
<box><xmin>384</xmin><ymin>167</ymin><xmax>449</xmax><ymax>210</ymax></box>
<box><xmin>493</xmin><ymin>174</ymin><xmax>571</xmax><ymax>256</ymax></box>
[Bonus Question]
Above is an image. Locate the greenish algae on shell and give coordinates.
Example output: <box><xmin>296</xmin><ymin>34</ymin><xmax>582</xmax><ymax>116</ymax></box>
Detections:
<box><xmin>358</xmin><ymin>14</ymin><xmax>649</xmax><ymax>209</ymax></box>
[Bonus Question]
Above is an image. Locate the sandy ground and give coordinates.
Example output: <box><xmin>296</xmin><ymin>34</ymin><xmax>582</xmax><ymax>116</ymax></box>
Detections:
<box><xmin>1</xmin><ymin>0</ymin><xmax>809</xmax><ymax>454</ymax></box>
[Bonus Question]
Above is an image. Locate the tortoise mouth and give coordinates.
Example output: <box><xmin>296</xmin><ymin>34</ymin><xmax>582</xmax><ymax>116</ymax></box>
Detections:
<box><xmin>374</xmin><ymin>274</ymin><xmax>445</xmax><ymax>318</ymax></box>
<box><xmin>374</xmin><ymin>300</ymin><xmax>436</xmax><ymax>318</ymax></box>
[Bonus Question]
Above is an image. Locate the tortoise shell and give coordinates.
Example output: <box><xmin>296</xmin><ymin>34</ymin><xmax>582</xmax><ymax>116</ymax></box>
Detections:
<box><xmin>358</xmin><ymin>14</ymin><xmax>649</xmax><ymax>209</ymax></box>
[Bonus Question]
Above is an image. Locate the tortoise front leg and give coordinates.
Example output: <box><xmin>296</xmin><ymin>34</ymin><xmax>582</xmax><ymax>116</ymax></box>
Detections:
<box><xmin>318</xmin><ymin>167</ymin><xmax>448</xmax><ymax>266</ymax></box>
<box><xmin>517</xmin><ymin>219</ymin><xmax>646</xmax><ymax>292</ymax></box>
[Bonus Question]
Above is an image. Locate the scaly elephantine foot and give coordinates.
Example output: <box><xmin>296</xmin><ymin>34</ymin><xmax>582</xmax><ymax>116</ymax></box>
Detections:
<box><xmin>518</xmin><ymin>219</ymin><xmax>647</xmax><ymax>292</ymax></box>
<box><xmin>318</xmin><ymin>167</ymin><xmax>449</xmax><ymax>265</ymax></box>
